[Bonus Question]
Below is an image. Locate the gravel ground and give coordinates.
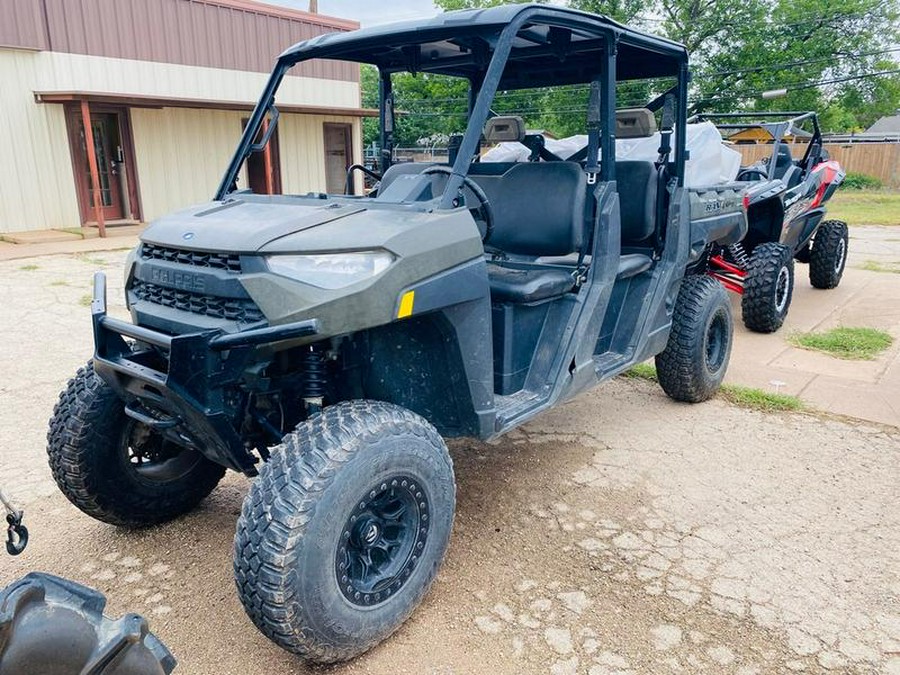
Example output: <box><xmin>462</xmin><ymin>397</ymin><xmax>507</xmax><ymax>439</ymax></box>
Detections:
<box><xmin>1</xmin><ymin>251</ymin><xmax>899</xmax><ymax>674</ymax></box>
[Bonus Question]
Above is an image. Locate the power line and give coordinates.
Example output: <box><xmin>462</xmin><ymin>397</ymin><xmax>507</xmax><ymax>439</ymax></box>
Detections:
<box><xmin>701</xmin><ymin>47</ymin><xmax>900</xmax><ymax>78</ymax></box>
<box><xmin>388</xmin><ymin>47</ymin><xmax>900</xmax><ymax>110</ymax></box>
<box><xmin>394</xmin><ymin>68</ymin><xmax>900</xmax><ymax>120</ymax></box>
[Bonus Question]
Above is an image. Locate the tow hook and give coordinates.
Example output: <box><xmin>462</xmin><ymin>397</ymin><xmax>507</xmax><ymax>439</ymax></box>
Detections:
<box><xmin>0</xmin><ymin>488</ymin><xmax>28</xmax><ymax>556</ymax></box>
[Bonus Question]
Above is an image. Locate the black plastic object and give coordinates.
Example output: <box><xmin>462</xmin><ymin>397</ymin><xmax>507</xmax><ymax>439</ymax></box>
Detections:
<box><xmin>4</xmin><ymin>515</ymin><xmax>26</xmax><ymax>556</ymax></box>
<box><xmin>0</xmin><ymin>573</ymin><xmax>176</xmax><ymax>674</ymax></box>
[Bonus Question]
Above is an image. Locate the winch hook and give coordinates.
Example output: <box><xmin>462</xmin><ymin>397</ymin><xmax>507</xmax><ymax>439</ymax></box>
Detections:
<box><xmin>0</xmin><ymin>488</ymin><xmax>28</xmax><ymax>555</ymax></box>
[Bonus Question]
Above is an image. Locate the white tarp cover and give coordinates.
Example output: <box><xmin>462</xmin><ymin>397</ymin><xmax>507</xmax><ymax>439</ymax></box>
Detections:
<box><xmin>481</xmin><ymin>121</ymin><xmax>742</xmax><ymax>187</ymax></box>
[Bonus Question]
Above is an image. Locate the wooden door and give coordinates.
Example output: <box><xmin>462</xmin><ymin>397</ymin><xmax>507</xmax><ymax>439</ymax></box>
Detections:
<box><xmin>241</xmin><ymin>118</ymin><xmax>282</xmax><ymax>194</ymax></box>
<box><xmin>69</xmin><ymin>112</ymin><xmax>125</xmax><ymax>221</ymax></box>
<box><xmin>324</xmin><ymin>123</ymin><xmax>353</xmax><ymax>195</ymax></box>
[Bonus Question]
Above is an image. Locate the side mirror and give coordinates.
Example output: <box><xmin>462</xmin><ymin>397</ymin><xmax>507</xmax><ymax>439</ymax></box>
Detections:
<box><xmin>661</xmin><ymin>94</ymin><xmax>676</xmax><ymax>132</ymax></box>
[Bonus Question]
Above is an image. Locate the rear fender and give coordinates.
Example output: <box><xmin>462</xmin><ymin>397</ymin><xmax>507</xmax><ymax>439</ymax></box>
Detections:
<box><xmin>686</xmin><ymin>185</ymin><xmax>748</xmax><ymax>257</ymax></box>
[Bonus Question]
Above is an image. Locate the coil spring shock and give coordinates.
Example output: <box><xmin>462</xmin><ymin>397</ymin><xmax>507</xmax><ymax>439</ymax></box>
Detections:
<box><xmin>301</xmin><ymin>345</ymin><xmax>326</xmax><ymax>415</ymax></box>
<box><xmin>728</xmin><ymin>242</ymin><xmax>751</xmax><ymax>268</ymax></box>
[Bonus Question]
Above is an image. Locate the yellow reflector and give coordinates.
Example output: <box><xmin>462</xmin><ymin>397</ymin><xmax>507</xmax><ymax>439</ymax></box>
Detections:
<box><xmin>397</xmin><ymin>290</ymin><xmax>415</xmax><ymax>318</ymax></box>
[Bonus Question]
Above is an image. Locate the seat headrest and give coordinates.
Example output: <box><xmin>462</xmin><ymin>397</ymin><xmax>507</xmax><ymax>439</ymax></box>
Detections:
<box><xmin>485</xmin><ymin>116</ymin><xmax>526</xmax><ymax>143</ymax></box>
<box><xmin>615</xmin><ymin>108</ymin><xmax>657</xmax><ymax>138</ymax></box>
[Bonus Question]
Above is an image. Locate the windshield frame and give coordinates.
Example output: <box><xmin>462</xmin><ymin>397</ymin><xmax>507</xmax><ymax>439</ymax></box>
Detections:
<box><xmin>215</xmin><ymin>6</ymin><xmax>690</xmax><ymax>203</ymax></box>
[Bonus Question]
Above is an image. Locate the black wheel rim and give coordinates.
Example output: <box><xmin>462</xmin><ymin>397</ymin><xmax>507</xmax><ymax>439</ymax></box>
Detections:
<box><xmin>120</xmin><ymin>420</ymin><xmax>199</xmax><ymax>483</ymax></box>
<box><xmin>774</xmin><ymin>265</ymin><xmax>791</xmax><ymax>314</ymax></box>
<box><xmin>705</xmin><ymin>310</ymin><xmax>728</xmax><ymax>372</ymax></box>
<box><xmin>336</xmin><ymin>475</ymin><xmax>429</xmax><ymax>607</ymax></box>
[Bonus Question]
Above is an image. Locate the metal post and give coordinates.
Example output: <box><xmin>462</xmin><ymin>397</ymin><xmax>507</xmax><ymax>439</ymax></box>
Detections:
<box><xmin>379</xmin><ymin>70</ymin><xmax>394</xmax><ymax>172</ymax></box>
<box><xmin>675</xmin><ymin>63</ymin><xmax>690</xmax><ymax>186</ymax></box>
<box><xmin>262</xmin><ymin>117</ymin><xmax>274</xmax><ymax>194</ymax></box>
<box><xmin>599</xmin><ymin>38</ymin><xmax>616</xmax><ymax>183</ymax></box>
<box><xmin>80</xmin><ymin>99</ymin><xmax>106</xmax><ymax>237</ymax></box>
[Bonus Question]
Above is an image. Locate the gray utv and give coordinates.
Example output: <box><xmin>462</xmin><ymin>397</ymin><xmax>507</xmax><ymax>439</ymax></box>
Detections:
<box><xmin>47</xmin><ymin>4</ymin><xmax>747</xmax><ymax>663</ymax></box>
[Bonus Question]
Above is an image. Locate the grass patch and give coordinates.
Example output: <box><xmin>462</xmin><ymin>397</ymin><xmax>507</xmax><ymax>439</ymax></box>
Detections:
<box><xmin>622</xmin><ymin>362</ymin><xmax>658</xmax><ymax>381</ymax></box>
<box><xmin>18</xmin><ymin>264</ymin><xmax>39</xmax><ymax>271</ymax></box>
<box><xmin>58</xmin><ymin>227</ymin><xmax>88</xmax><ymax>238</ymax></box>
<box><xmin>76</xmin><ymin>254</ymin><xmax>107</xmax><ymax>266</ymax></box>
<box><xmin>78</xmin><ymin>294</ymin><xmax>93</xmax><ymax>307</ymax></box>
<box><xmin>50</xmin><ymin>280</ymin><xmax>69</xmax><ymax>286</ymax></box>
<box><xmin>790</xmin><ymin>326</ymin><xmax>893</xmax><ymax>360</ymax></box>
<box><xmin>827</xmin><ymin>190</ymin><xmax>900</xmax><ymax>226</ymax></box>
<box><xmin>719</xmin><ymin>384</ymin><xmax>805</xmax><ymax>412</ymax></box>
<box><xmin>621</xmin><ymin>363</ymin><xmax>804</xmax><ymax>412</ymax></box>
<box><xmin>860</xmin><ymin>260</ymin><xmax>900</xmax><ymax>274</ymax></box>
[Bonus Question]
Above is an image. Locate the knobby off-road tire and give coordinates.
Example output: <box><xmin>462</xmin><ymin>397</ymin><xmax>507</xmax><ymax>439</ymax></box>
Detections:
<box><xmin>233</xmin><ymin>400</ymin><xmax>456</xmax><ymax>664</ymax></box>
<box><xmin>656</xmin><ymin>275</ymin><xmax>733</xmax><ymax>403</ymax></box>
<box><xmin>741</xmin><ymin>242</ymin><xmax>795</xmax><ymax>333</ymax></box>
<box><xmin>809</xmin><ymin>219</ymin><xmax>849</xmax><ymax>289</ymax></box>
<box><xmin>47</xmin><ymin>362</ymin><xmax>225</xmax><ymax>527</ymax></box>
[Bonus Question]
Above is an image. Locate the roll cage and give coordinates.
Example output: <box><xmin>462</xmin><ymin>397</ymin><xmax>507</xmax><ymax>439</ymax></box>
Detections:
<box><xmin>215</xmin><ymin>3</ymin><xmax>691</xmax><ymax>205</ymax></box>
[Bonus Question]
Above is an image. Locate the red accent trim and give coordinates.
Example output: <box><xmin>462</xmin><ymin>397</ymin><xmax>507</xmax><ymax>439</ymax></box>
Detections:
<box><xmin>709</xmin><ymin>272</ymin><xmax>744</xmax><ymax>295</ymax></box>
<box><xmin>710</xmin><ymin>255</ymin><xmax>746</xmax><ymax>278</ymax></box>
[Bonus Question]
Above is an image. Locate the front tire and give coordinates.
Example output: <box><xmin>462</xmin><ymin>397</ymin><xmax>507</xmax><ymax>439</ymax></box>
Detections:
<box><xmin>741</xmin><ymin>242</ymin><xmax>794</xmax><ymax>333</ymax></box>
<box><xmin>656</xmin><ymin>276</ymin><xmax>733</xmax><ymax>403</ymax></box>
<box><xmin>47</xmin><ymin>362</ymin><xmax>225</xmax><ymax>527</ymax></box>
<box><xmin>233</xmin><ymin>401</ymin><xmax>456</xmax><ymax>664</ymax></box>
<box><xmin>809</xmin><ymin>219</ymin><xmax>848</xmax><ymax>289</ymax></box>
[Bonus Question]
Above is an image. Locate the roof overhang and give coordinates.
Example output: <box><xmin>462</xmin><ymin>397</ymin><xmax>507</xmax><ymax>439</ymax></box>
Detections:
<box><xmin>33</xmin><ymin>91</ymin><xmax>378</xmax><ymax>117</ymax></box>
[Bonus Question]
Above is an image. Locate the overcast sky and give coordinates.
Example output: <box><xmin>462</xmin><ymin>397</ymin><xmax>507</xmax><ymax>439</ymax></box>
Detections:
<box><xmin>266</xmin><ymin>0</ymin><xmax>440</xmax><ymax>25</ymax></box>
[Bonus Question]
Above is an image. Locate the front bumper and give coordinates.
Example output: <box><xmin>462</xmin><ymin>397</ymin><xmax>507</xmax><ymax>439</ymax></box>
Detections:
<box><xmin>91</xmin><ymin>272</ymin><xmax>319</xmax><ymax>475</ymax></box>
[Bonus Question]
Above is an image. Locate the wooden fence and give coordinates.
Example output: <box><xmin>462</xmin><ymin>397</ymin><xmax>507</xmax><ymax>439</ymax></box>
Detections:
<box><xmin>734</xmin><ymin>143</ymin><xmax>900</xmax><ymax>188</ymax></box>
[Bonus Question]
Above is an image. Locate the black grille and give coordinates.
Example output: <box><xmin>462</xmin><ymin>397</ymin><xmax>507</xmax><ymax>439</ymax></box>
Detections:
<box><xmin>140</xmin><ymin>244</ymin><xmax>242</xmax><ymax>273</ymax></box>
<box><xmin>131</xmin><ymin>281</ymin><xmax>265</xmax><ymax>324</ymax></box>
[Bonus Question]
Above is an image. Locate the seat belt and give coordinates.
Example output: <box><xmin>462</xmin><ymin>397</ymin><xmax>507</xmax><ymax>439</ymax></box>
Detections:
<box><xmin>575</xmin><ymin>79</ymin><xmax>603</xmax><ymax>283</ymax></box>
<box><xmin>653</xmin><ymin>94</ymin><xmax>676</xmax><ymax>254</ymax></box>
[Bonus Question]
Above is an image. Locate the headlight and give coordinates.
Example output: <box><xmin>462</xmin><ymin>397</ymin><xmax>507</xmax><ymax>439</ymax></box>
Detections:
<box><xmin>265</xmin><ymin>251</ymin><xmax>394</xmax><ymax>290</ymax></box>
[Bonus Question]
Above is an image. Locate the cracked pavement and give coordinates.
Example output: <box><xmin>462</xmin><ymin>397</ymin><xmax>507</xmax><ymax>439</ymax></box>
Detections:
<box><xmin>0</xmin><ymin>250</ymin><xmax>898</xmax><ymax>674</ymax></box>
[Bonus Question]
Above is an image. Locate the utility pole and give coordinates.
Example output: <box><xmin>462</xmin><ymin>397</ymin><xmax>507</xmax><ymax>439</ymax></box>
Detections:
<box><xmin>308</xmin><ymin>0</ymin><xmax>317</xmax><ymax>12</ymax></box>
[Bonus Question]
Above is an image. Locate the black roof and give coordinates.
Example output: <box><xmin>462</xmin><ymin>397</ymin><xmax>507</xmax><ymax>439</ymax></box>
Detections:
<box><xmin>279</xmin><ymin>4</ymin><xmax>688</xmax><ymax>87</ymax></box>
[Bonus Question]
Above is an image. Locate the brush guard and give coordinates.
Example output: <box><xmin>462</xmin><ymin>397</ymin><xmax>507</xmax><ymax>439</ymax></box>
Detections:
<box><xmin>90</xmin><ymin>272</ymin><xmax>319</xmax><ymax>475</ymax></box>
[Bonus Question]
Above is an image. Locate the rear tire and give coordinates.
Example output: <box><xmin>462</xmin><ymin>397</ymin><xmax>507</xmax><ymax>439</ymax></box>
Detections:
<box><xmin>47</xmin><ymin>362</ymin><xmax>225</xmax><ymax>527</ymax></box>
<box><xmin>233</xmin><ymin>401</ymin><xmax>456</xmax><ymax>664</ymax></box>
<box><xmin>656</xmin><ymin>276</ymin><xmax>733</xmax><ymax>403</ymax></box>
<box><xmin>742</xmin><ymin>242</ymin><xmax>794</xmax><ymax>333</ymax></box>
<box><xmin>809</xmin><ymin>219</ymin><xmax>848</xmax><ymax>289</ymax></box>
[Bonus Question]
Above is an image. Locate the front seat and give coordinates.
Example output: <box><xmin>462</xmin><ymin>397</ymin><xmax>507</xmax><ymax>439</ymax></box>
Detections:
<box><xmin>482</xmin><ymin>161</ymin><xmax>587</xmax><ymax>303</ymax></box>
<box><xmin>477</xmin><ymin>116</ymin><xmax>586</xmax><ymax>304</ymax></box>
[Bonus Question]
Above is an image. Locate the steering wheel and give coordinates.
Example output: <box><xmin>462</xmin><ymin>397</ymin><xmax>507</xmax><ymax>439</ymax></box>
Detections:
<box><xmin>737</xmin><ymin>167</ymin><xmax>769</xmax><ymax>182</ymax></box>
<box><xmin>423</xmin><ymin>166</ymin><xmax>495</xmax><ymax>244</ymax></box>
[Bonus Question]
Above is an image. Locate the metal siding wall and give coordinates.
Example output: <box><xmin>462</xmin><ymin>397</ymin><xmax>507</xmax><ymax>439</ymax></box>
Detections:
<box><xmin>34</xmin><ymin>51</ymin><xmax>360</xmax><ymax>109</ymax></box>
<box><xmin>39</xmin><ymin>0</ymin><xmax>358</xmax><ymax>81</ymax></box>
<box><xmin>0</xmin><ymin>50</ymin><xmax>81</xmax><ymax>233</ymax></box>
<box><xmin>0</xmin><ymin>0</ymin><xmax>48</xmax><ymax>50</ymax></box>
<box><xmin>131</xmin><ymin>109</ymin><xmax>361</xmax><ymax>219</ymax></box>
<box><xmin>279</xmin><ymin>114</ymin><xmax>362</xmax><ymax>195</ymax></box>
<box><xmin>130</xmin><ymin>107</ymin><xmax>248</xmax><ymax>221</ymax></box>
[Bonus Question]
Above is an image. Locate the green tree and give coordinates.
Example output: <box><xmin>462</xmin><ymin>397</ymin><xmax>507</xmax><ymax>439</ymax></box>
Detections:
<box><xmin>362</xmin><ymin>0</ymin><xmax>900</xmax><ymax>139</ymax></box>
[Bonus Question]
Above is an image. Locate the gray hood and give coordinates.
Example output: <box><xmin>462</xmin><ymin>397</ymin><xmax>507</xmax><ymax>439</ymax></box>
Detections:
<box><xmin>141</xmin><ymin>198</ymin><xmax>366</xmax><ymax>253</ymax></box>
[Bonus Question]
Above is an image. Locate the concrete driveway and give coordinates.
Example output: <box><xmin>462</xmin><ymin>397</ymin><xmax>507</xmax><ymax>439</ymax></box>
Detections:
<box><xmin>0</xmin><ymin>230</ymin><xmax>898</xmax><ymax>674</ymax></box>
